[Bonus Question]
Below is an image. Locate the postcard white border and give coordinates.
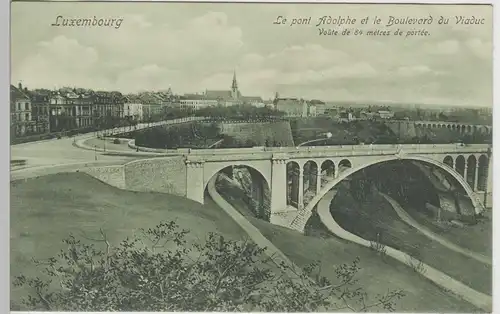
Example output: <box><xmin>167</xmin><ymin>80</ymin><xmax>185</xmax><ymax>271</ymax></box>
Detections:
<box><xmin>4</xmin><ymin>0</ymin><xmax>497</xmax><ymax>314</ymax></box>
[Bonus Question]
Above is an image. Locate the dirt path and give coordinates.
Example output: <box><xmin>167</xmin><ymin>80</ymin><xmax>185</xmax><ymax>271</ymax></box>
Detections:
<box><xmin>317</xmin><ymin>189</ymin><xmax>491</xmax><ymax>312</ymax></box>
<box><xmin>380</xmin><ymin>192</ymin><xmax>491</xmax><ymax>266</ymax></box>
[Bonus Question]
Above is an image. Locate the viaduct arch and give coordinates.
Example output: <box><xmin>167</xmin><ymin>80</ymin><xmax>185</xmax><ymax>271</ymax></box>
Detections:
<box><xmin>185</xmin><ymin>158</ymin><xmax>272</xmax><ymax>213</ymax></box>
<box><xmin>291</xmin><ymin>155</ymin><xmax>485</xmax><ymax>233</ymax></box>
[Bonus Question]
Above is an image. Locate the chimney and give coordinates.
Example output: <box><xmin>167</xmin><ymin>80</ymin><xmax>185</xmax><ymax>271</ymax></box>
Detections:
<box><xmin>18</xmin><ymin>82</ymin><xmax>22</xmax><ymax>90</ymax></box>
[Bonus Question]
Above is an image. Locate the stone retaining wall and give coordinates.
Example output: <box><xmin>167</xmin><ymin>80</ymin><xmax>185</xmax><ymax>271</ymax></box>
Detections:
<box><xmin>81</xmin><ymin>165</ymin><xmax>126</xmax><ymax>189</ymax></box>
<box><xmin>123</xmin><ymin>156</ymin><xmax>187</xmax><ymax>196</ymax></box>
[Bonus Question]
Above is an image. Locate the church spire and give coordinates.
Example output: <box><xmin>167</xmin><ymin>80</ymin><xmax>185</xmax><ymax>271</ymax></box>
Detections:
<box><xmin>231</xmin><ymin>70</ymin><xmax>239</xmax><ymax>100</ymax></box>
<box><xmin>231</xmin><ymin>70</ymin><xmax>238</xmax><ymax>90</ymax></box>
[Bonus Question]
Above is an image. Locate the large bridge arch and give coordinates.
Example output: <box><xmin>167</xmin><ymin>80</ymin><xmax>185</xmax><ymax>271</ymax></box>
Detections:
<box><xmin>201</xmin><ymin>160</ymin><xmax>272</xmax><ymax>220</ymax></box>
<box><xmin>294</xmin><ymin>155</ymin><xmax>485</xmax><ymax>233</ymax></box>
<box><xmin>203</xmin><ymin>160</ymin><xmax>272</xmax><ymax>193</ymax></box>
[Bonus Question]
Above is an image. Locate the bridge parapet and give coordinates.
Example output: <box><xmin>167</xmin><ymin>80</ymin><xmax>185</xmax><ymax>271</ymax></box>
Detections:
<box><xmin>185</xmin><ymin>144</ymin><xmax>491</xmax><ymax>162</ymax></box>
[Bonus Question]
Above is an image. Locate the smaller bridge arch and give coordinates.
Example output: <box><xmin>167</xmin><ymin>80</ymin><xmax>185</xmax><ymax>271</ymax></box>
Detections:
<box><xmin>320</xmin><ymin>160</ymin><xmax>336</xmax><ymax>188</ymax></box>
<box><xmin>303</xmin><ymin>160</ymin><xmax>319</xmax><ymax>204</ymax></box>
<box><xmin>477</xmin><ymin>154</ymin><xmax>489</xmax><ymax>192</ymax></box>
<box><xmin>466</xmin><ymin>155</ymin><xmax>477</xmax><ymax>190</ymax></box>
<box><xmin>286</xmin><ymin>161</ymin><xmax>301</xmax><ymax>208</ymax></box>
<box><xmin>338</xmin><ymin>159</ymin><xmax>352</xmax><ymax>175</ymax></box>
<box><xmin>443</xmin><ymin>155</ymin><xmax>454</xmax><ymax>168</ymax></box>
<box><xmin>455</xmin><ymin>155</ymin><xmax>466</xmax><ymax>177</ymax></box>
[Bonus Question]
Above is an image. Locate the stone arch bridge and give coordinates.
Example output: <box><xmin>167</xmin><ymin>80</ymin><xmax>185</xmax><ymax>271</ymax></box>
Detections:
<box><xmin>182</xmin><ymin>143</ymin><xmax>492</xmax><ymax>231</ymax></box>
<box><xmin>414</xmin><ymin>121</ymin><xmax>492</xmax><ymax>135</ymax></box>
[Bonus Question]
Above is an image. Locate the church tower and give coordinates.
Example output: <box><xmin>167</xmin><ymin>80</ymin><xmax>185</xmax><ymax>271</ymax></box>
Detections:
<box><xmin>231</xmin><ymin>70</ymin><xmax>239</xmax><ymax>99</ymax></box>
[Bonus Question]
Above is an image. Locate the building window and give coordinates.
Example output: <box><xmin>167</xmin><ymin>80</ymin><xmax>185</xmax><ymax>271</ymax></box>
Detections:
<box><xmin>25</xmin><ymin>113</ymin><xmax>30</xmax><ymax>121</ymax></box>
<box><xmin>25</xmin><ymin>103</ymin><xmax>29</xmax><ymax>110</ymax></box>
<box><xmin>17</xmin><ymin>103</ymin><xmax>21</xmax><ymax>111</ymax></box>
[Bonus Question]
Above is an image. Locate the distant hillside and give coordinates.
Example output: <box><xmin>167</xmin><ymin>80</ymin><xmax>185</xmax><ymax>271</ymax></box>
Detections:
<box><xmin>290</xmin><ymin>117</ymin><xmax>398</xmax><ymax>145</ymax></box>
<box><xmin>220</xmin><ymin>121</ymin><xmax>295</xmax><ymax>147</ymax></box>
<box><xmin>291</xmin><ymin>118</ymin><xmax>491</xmax><ymax>145</ymax></box>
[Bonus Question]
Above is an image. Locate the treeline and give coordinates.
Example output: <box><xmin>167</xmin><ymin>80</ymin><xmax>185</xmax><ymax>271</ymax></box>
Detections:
<box><xmin>134</xmin><ymin>121</ymin><xmax>291</xmax><ymax>150</ymax></box>
<box><xmin>135</xmin><ymin>122</ymin><xmax>221</xmax><ymax>149</ymax></box>
<box><xmin>161</xmin><ymin>105</ymin><xmax>286</xmax><ymax>122</ymax></box>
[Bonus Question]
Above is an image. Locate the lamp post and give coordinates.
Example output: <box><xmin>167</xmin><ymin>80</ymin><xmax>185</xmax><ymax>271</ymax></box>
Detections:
<box><xmin>297</xmin><ymin>132</ymin><xmax>333</xmax><ymax>147</ymax></box>
<box><xmin>94</xmin><ymin>145</ymin><xmax>97</xmax><ymax>161</ymax></box>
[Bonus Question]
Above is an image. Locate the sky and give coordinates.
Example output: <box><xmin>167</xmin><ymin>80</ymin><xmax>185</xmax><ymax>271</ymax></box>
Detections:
<box><xmin>11</xmin><ymin>2</ymin><xmax>493</xmax><ymax>107</ymax></box>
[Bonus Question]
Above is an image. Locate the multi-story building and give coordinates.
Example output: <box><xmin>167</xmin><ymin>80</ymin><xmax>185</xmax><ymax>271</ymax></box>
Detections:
<box><xmin>93</xmin><ymin>91</ymin><xmax>115</xmax><ymax>118</ymax></box>
<box><xmin>179</xmin><ymin>94</ymin><xmax>218</xmax><ymax>110</ymax></box>
<box><xmin>49</xmin><ymin>91</ymin><xmax>75</xmax><ymax>132</ymax></box>
<box><xmin>309</xmin><ymin>99</ymin><xmax>326</xmax><ymax>115</ymax></box>
<box><xmin>274</xmin><ymin>97</ymin><xmax>308</xmax><ymax>117</ymax></box>
<box><xmin>110</xmin><ymin>91</ymin><xmax>126</xmax><ymax>118</ymax></box>
<box><xmin>10</xmin><ymin>83</ymin><xmax>34</xmax><ymax>137</ymax></box>
<box><xmin>308</xmin><ymin>103</ymin><xmax>317</xmax><ymax>117</ymax></box>
<box><xmin>49</xmin><ymin>89</ymin><xmax>95</xmax><ymax>131</ymax></box>
<box><xmin>241</xmin><ymin>96</ymin><xmax>265</xmax><ymax>107</ymax></box>
<box><xmin>27</xmin><ymin>88</ymin><xmax>51</xmax><ymax>134</ymax></box>
<box><xmin>74</xmin><ymin>92</ymin><xmax>94</xmax><ymax>128</ymax></box>
<box><xmin>139</xmin><ymin>92</ymin><xmax>165</xmax><ymax>119</ymax></box>
<box><xmin>124</xmin><ymin>95</ymin><xmax>144</xmax><ymax>121</ymax></box>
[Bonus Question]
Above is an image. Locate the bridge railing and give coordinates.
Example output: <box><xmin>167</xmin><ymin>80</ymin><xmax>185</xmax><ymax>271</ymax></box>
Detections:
<box><xmin>186</xmin><ymin>143</ymin><xmax>491</xmax><ymax>156</ymax></box>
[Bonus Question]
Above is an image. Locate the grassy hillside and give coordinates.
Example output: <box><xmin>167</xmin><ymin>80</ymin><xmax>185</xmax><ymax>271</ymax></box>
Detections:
<box><xmin>221</xmin><ymin>121</ymin><xmax>295</xmax><ymax>147</ymax></box>
<box><xmin>290</xmin><ymin>117</ymin><xmax>491</xmax><ymax>145</ymax></box>
<box><xmin>290</xmin><ymin>118</ymin><xmax>398</xmax><ymax>145</ymax></box>
<box><xmin>331</xmin><ymin>183</ymin><xmax>492</xmax><ymax>295</ymax></box>
<box><xmin>10</xmin><ymin>172</ymin><xmax>247</xmax><ymax>309</ymax></box>
<box><xmin>216</xmin><ymin>179</ymin><xmax>480</xmax><ymax>312</ymax></box>
<box><xmin>403</xmin><ymin>204</ymin><xmax>492</xmax><ymax>257</ymax></box>
<box><xmin>11</xmin><ymin>171</ymin><xmax>484</xmax><ymax>312</ymax></box>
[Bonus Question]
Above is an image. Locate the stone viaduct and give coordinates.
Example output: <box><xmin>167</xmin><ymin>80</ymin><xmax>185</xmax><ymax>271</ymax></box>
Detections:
<box><xmin>413</xmin><ymin>120</ymin><xmax>492</xmax><ymax>135</ymax></box>
<box><xmin>180</xmin><ymin>143</ymin><xmax>492</xmax><ymax>231</ymax></box>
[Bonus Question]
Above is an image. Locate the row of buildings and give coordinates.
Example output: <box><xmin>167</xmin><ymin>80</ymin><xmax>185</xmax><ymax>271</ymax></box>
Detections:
<box><xmin>10</xmin><ymin>83</ymin><xmax>159</xmax><ymax>137</ymax></box>
<box><xmin>11</xmin><ymin>71</ymin><xmax>401</xmax><ymax>138</ymax></box>
<box><xmin>10</xmin><ymin>72</ymin><xmax>272</xmax><ymax>138</ymax></box>
<box><xmin>272</xmin><ymin>94</ymin><xmax>396</xmax><ymax>121</ymax></box>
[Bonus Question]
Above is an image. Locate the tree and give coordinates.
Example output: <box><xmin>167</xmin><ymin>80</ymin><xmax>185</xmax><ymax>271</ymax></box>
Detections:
<box><xmin>13</xmin><ymin>221</ymin><xmax>404</xmax><ymax>312</ymax></box>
